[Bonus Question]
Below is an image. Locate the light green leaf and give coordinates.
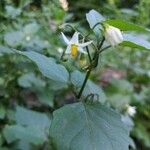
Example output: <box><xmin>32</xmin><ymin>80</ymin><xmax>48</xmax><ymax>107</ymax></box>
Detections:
<box><xmin>71</xmin><ymin>70</ymin><xmax>106</xmax><ymax>103</ymax></box>
<box><xmin>104</xmin><ymin>19</ymin><xmax>150</xmax><ymax>33</ymax></box>
<box><xmin>50</xmin><ymin>102</ymin><xmax>131</xmax><ymax>150</ymax></box>
<box><xmin>16</xmin><ymin>51</ymin><xmax>69</xmax><ymax>83</ymax></box>
<box><xmin>86</xmin><ymin>9</ymin><xmax>105</xmax><ymax>35</ymax></box>
<box><xmin>3</xmin><ymin>125</ymin><xmax>46</xmax><ymax>145</ymax></box>
<box><xmin>121</xmin><ymin>33</ymin><xmax>150</xmax><ymax>50</ymax></box>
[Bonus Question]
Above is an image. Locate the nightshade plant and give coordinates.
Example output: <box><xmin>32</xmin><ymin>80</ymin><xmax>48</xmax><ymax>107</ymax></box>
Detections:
<box><xmin>5</xmin><ymin>9</ymin><xmax>150</xmax><ymax>150</ymax></box>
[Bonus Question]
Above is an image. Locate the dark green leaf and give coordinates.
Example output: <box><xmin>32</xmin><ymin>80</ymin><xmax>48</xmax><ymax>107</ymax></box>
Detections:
<box><xmin>16</xmin><ymin>51</ymin><xmax>69</xmax><ymax>83</ymax></box>
<box><xmin>0</xmin><ymin>105</ymin><xmax>6</xmax><ymax>119</ymax></box>
<box><xmin>50</xmin><ymin>102</ymin><xmax>131</xmax><ymax>150</ymax></box>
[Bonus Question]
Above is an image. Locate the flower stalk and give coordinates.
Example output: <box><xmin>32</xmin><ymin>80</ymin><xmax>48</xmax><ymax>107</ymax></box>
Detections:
<box><xmin>77</xmin><ymin>37</ymin><xmax>105</xmax><ymax>99</ymax></box>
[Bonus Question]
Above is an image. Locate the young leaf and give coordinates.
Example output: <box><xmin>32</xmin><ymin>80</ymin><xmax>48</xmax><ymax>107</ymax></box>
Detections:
<box><xmin>86</xmin><ymin>9</ymin><xmax>105</xmax><ymax>35</ymax></box>
<box><xmin>50</xmin><ymin>102</ymin><xmax>131</xmax><ymax>150</ymax></box>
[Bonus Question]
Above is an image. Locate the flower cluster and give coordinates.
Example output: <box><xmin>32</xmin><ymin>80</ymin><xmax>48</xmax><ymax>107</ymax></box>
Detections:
<box><xmin>61</xmin><ymin>24</ymin><xmax>123</xmax><ymax>58</ymax></box>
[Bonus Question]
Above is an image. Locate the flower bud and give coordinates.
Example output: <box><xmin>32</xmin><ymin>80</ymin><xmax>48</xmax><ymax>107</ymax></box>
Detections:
<box><xmin>104</xmin><ymin>25</ymin><xmax>123</xmax><ymax>46</ymax></box>
<box><xmin>126</xmin><ymin>105</ymin><xmax>136</xmax><ymax>117</ymax></box>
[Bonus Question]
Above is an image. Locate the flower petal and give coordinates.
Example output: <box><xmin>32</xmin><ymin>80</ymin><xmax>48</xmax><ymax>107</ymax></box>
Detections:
<box><xmin>79</xmin><ymin>41</ymin><xmax>93</xmax><ymax>47</ymax></box>
<box><xmin>65</xmin><ymin>45</ymin><xmax>71</xmax><ymax>54</ymax></box>
<box><xmin>70</xmin><ymin>32</ymin><xmax>79</xmax><ymax>44</ymax></box>
<box><xmin>78</xmin><ymin>47</ymin><xmax>87</xmax><ymax>54</ymax></box>
<box><xmin>61</xmin><ymin>32</ymin><xmax>70</xmax><ymax>45</ymax></box>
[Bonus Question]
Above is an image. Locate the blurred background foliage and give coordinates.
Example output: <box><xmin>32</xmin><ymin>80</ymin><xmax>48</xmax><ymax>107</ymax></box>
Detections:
<box><xmin>0</xmin><ymin>0</ymin><xmax>149</xmax><ymax>150</ymax></box>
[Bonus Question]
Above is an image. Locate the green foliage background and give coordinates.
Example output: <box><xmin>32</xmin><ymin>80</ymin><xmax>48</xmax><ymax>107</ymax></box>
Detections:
<box><xmin>0</xmin><ymin>0</ymin><xmax>150</xmax><ymax>150</ymax></box>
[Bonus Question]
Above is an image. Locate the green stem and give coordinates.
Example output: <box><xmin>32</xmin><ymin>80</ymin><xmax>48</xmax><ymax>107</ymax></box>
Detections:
<box><xmin>99</xmin><ymin>45</ymin><xmax>111</xmax><ymax>54</ymax></box>
<box><xmin>98</xmin><ymin>37</ymin><xmax>105</xmax><ymax>50</ymax></box>
<box><xmin>77</xmin><ymin>66</ymin><xmax>92</xmax><ymax>99</ymax></box>
<box><xmin>77</xmin><ymin>37</ymin><xmax>106</xmax><ymax>99</ymax></box>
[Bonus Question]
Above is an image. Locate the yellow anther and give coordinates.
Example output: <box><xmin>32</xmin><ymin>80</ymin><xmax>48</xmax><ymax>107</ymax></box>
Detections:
<box><xmin>71</xmin><ymin>44</ymin><xmax>78</xmax><ymax>57</ymax></box>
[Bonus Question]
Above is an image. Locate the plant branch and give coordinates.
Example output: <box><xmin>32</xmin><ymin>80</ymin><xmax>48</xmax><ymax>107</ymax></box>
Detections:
<box><xmin>77</xmin><ymin>66</ymin><xmax>92</xmax><ymax>99</ymax></box>
<box><xmin>98</xmin><ymin>37</ymin><xmax>105</xmax><ymax>50</ymax></box>
<box><xmin>86</xmin><ymin>46</ymin><xmax>92</xmax><ymax>63</ymax></box>
<box><xmin>99</xmin><ymin>45</ymin><xmax>111</xmax><ymax>54</ymax></box>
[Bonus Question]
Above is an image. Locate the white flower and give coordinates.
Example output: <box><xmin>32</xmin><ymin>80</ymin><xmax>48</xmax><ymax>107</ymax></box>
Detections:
<box><xmin>104</xmin><ymin>25</ymin><xmax>123</xmax><ymax>46</ymax></box>
<box><xmin>126</xmin><ymin>105</ymin><xmax>136</xmax><ymax>117</ymax></box>
<box><xmin>61</xmin><ymin>32</ymin><xmax>92</xmax><ymax>57</ymax></box>
<box><xmin>59</xmin><ymin>0</ymin><xmax>69</xmax><ymax>11</ymax></box>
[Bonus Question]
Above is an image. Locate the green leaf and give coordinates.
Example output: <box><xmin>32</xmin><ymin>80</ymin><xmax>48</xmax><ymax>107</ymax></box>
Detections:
<box><xmin>48</xmin><ymin>80</ymin><xmax>68</xmax><ymax>90</ymax></box>
<box><xmin>4</xmin><ymin>31</ymin><xmax>24</xmax><ymax>47</ymax></box>
<box><xmin>15</xmin><ymin>141</ymin><xmax>31</xmax><ymax>150</ymax></box>
<box><xmin>15</xmin><ymin>106</ymin><xmax>50</xmax><ymax>130</ymax></box>
<box><xmin>0</xmin><ymin>105</ymin><xmax>6</xmax><ymax>119</ymax></box>
<box><xmin>121</xmin><ymin>33</ymin><xmax>150</xmax><ymax>50</ymax></box>
<box><xmin>86</xmin><ymin>9</ymin><xmax>105</xmax><ymax>35</ymax></box>
<box><xmin>23</xmin><ymin>22</ymin><xmax>40</xmax><ymax>35</ymax></box>
<box><xmin>0</xmin><ymin>46</ymin><xmax>14</xmax><ymax>54</ymax></box>
<box><xmin>104</xmin><ymin>19</ymin><xmax>150</xmax><ymax>33</ymax></box>
<box><xmin>71</xmin><ymin>70</ymin><xmax>106</xmax><ymax>103</ymax></box>
<box><xmin>18</xmin><ymin>72</ymin><xmax>45</xmax><ymax>88</ymax></box>
<box><xmin>0</xmin><ymin>134</ymin><xmax>3</xmax><ymax>146</ymax></box>
<box><xmin>0</xmin><ymin>147</ymin><xmax>9</xmax><ymax>150</ymax></box>
<box><xmin>50</xmin><ymin>102</ymin><xmax>131</xmax><ymax>150</ymax></box>
<box><xmin>3</xmin><ymin>106</ymin><xmax>51</xmax><ymax>145</ymax></box>
<box><xmin>20</xmin><ymin>0</ymin><xmax>31</xmax><ymax>7</ymax></box>
<box><xmin>36</xmin><ymin>88</ymin><xmax>54</xmax><ymax>107</ymax></box>
<box><xmin>5</xmin><ymin>5</ymin><xmax>21</xmax><ymax>18</ymax></box>
<box><xmin>3</xmin><ymin>125</ymin><xmax>46</xmax><ymax>145</ymax></box>
<box><xmin>16</xmin><ymin>51</ymin><xmax>69</xmax><ymax>83</ymax></box>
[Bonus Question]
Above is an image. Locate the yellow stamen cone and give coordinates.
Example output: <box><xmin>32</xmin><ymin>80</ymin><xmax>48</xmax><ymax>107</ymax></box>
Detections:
<box><xmin>71</xmin><ymin>44</ymin><xmax>78</xmax><ymax>58</ymax></box>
